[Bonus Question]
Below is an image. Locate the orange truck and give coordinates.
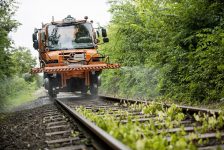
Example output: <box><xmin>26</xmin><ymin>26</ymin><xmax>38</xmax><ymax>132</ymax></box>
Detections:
<box><xmin>31</xmin><ymin>15</ymin><xmax>120</xmax><ymax>97</ymax></box>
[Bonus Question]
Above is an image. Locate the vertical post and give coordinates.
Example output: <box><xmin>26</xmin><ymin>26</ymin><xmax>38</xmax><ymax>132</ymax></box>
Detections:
<box><xmin>85</xmin><ymin>71</ymin><xmax>90</xmax><ymax>86</ymax></box>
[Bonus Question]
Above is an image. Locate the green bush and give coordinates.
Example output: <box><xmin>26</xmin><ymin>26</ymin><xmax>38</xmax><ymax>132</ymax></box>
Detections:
<box><xmin>0</xmin><ymin>76</ymin><xmax>38</xmax><ymax>109</ymax></box>
<box><xmin>101</xmin><ymin>0</ymin><xmax>224</xmax><ymax>102</ymax></box>
<box><xmin>100</xmin><ymin>66</ymin><xmax>160</xmax><ymax>99</ymax></box>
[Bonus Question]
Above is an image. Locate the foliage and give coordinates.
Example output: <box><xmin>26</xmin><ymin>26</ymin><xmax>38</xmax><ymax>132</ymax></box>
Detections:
<box><xmin>0</xmin><ymin>1</ymin><xmax>40</xmax><ymax>109</ymax></box>
<box><xmin>10</xmin><ymin>47</ymin><xmax>36</xmax><ymax>76</ymax></box>
<box><xmin>101</xmin><ymin>0</ymin><xmax>224</xmax><ymax>102</ymax></box>
<box><xmin>0</xmin><ymin>46</ymin><xmax>38</xmax><ymax>103</ymax></box>
<box><xmin>0</xmin><ymin>76</ymin><xmax>39</xmax><ymax>110</ymax></box>
<box><xmin>0</xmin><ymin>0</ymin><xmax>20</xmax><ymax>79</ymax></box>
<box><xmin>100</xmin><ymin>67</ymin><xmax>160</xmax><ymax>99</ymax></box>
<box><xmin>76</xmin><ymin>102</ymin><xmax>224</xmax><ymax>149</ymax></box>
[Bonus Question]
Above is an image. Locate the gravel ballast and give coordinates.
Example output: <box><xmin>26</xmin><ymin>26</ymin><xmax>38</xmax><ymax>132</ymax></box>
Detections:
<box><xmin>0</xmin><ymin>96</ymin><xmax>54</xmax><ymax>149</ymax></box>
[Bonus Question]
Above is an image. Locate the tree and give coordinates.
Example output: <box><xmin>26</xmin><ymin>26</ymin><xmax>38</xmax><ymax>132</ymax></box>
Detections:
<box><xmin>10</xmin><ymin>47</ymin><xmax>37</xmax><ymax>76</ymax></box>
<box><xmin>0</xmin><ymin>0</ymin><xmax>20</xmax><ymax>79</ymax></box>
<box><xmin>102</xmin><ymin>0</ymin><xmax>224</xmax><ymax>101</ymax></box>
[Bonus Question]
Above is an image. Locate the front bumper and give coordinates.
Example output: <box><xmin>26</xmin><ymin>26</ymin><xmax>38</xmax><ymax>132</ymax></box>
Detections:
<box><xmin>31</xmin><ymin>64</ymin><xmax>121</xmax><ymax>74</ymax></box>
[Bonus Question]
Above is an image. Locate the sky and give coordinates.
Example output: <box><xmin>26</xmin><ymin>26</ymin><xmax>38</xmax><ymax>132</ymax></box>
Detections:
<box><xmin>10</xmin><ymin>0</ymin><xmax>111</xmax><ymax>57</ymax></box>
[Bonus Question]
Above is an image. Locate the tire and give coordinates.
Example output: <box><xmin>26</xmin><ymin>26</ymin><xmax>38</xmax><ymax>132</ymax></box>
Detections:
<box><xmin>48</xmin><ymin>78</ymin><xmax>57</xmax><ymax>98</ymax></box>
<box><xmin>48</xmin><ymin>88</ymin><xmax>57</xmax><ymax>98</ymax></box>
<box><xmin>81</xmin><ymin>85</ymin><xmax>88</xmax><ymax>95</ymax></box>
<box><xmin>90</xmin><ymin>72</ymin><xmax>100</xmax><ymax>96</ymax></box>
<box><xmin>90</xmin><ymin>83</ymin><xmax>98</xmax><ymax>96</ymax></box>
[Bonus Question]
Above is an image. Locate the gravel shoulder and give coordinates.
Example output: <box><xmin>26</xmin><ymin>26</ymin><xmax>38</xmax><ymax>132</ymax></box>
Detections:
<box><xmin>9</xmin><ymin>88</ymin><xmax>52</xmax><ymax>112</ymax></box>
<box><xmin>0</xmin><ymin>104</ymin><xmax>56</xmax><ymax>149</ymax></box>
<box><xmin>0</xmin><ymin>91</ymin><xmax>54</xmax><ymax>149</ymax></box>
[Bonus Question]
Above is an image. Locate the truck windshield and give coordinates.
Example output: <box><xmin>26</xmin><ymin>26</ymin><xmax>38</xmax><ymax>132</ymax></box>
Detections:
<box><xmin>48</xmin><ymin>23</ymin><xmax>94</xmax><ymax>50</ymax></box>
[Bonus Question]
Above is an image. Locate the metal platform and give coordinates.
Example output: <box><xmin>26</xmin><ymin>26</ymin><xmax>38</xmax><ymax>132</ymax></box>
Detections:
<box><xmin>31</xmin><ymin>64</ymin><xmax>121</xmax><ymax>73</ymax></box>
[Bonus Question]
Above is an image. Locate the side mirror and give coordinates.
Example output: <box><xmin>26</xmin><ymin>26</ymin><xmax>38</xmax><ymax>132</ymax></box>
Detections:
<box><xmin>103</xmin><ymin>37</ymin><xmax>109</xmax><ymax>43</ymax></box>
<box><xmin>33</xmin><ymin>40</ymin><xmax>38</xmax><ymax>50</ymax></box>
<box><xmin>32</xmin><ymin>33</ymin><xmax>37</xmax><ymax>42</ymax></box>
<box><xmin>102</xmin><ymin>28</ymin><xmax>107</xmax><ymax>37</ymax></box>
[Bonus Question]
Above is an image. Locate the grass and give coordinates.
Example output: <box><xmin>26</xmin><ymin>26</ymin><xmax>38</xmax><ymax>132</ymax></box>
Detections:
<box><xmin>1</xmin><ymin>80</ymin><xmax>40</xmax><ymax>111</ymax></box>
<box><xmin>99</xmin><ymin>68</ymin><xmax>224</xmax><ymax>111</ymax></box>
<box><xmin>100</xmin><ymin>92</ymin><xmax>224</xmax><ymax>111</ymax></box>
<box><xmin>5</xmin><ymin>86</ymin><xmax>36</xmax><ymax>108</ymax></box>
<box><xmin>154</xmin><ymin>97</ymin><xmax>224</xmax><ymax>111</ymax></box>
<box><xmin>77</xmin><ymin>103</ymin><xmax>224</xmax><ymax>150</ymax></box>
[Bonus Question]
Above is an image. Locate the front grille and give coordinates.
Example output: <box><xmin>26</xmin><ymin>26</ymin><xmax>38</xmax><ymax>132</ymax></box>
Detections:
<box><xmin>59</xmin><ymin>52</ymin><xmax>85</xmax><ymax>61</ymax></box>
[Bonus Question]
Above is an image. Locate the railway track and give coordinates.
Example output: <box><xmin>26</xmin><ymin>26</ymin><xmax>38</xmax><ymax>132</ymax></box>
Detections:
<box><xmin>42</xmin><ymin>105</ymin><xmax>94</xmax><ymax>149</ymax></box>
<box><xmin>42</xmin><ymin>95</ymin><xmax>129</xmax><ymax>150</ymax></box>
<box><xmin>46</xmin><ymin>94</ymin><xmax>224</xmax><ymax>150</ymax></box>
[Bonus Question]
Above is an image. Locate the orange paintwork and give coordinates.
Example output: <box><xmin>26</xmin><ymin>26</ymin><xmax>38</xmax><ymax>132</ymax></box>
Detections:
<box><xmin>42</xmin><ymin>49</ymin><xmax>99</xmax><ymax>64</ymax></box>
<box><xmin>33</xmin><ymin>16</ymin><xmax>120</xmax><ymax>89</ymax></box>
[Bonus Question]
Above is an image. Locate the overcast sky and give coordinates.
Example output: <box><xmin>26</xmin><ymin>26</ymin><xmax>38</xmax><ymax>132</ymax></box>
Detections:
<box><xmin>11</xmin><ymin>0</ymin><xmax>111</xmax><ymax>57</ymax></box>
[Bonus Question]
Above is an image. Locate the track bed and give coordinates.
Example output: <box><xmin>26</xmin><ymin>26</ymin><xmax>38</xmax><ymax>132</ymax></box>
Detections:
<box><xmin>1</xmin><ymin>94</ymin><xmax>223</xmax><ymax>149</ymax></box>
<box><xmin>56</xmin><ymin>95</ymin><xmax>224</xmax><ymax>150</ymax></box>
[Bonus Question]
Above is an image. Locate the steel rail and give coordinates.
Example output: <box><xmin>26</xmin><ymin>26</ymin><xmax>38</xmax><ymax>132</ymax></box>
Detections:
<box><xmin>55</xmin><ymin>98</ymin><xmax>130</xmax><ymax>150</ymax></box>
<box><xmin>97</xmin><ymin>95</ymin><xmax>224</xmax><ymax>149</ymax></box>
<box><xmin>99</xmin><ymin>95</ymin><xmax>220</xmax><ymax>115</ymax></box>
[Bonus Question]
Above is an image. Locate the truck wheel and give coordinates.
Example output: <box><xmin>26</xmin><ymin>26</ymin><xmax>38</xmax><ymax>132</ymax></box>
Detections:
<box><xmin>90</xmin><ymin>73</ymin><xmax>99</xmax><ymax>96</ymax></box>
<box><xmin>48</xmin><ymin>88</ymin><xmax>57</xmax><ymax>98</ymax></box>
<box><xmin>48</xmin><ymin>78</ymin><xmax>57</xmax><ymax>98</ymax></box>
<box><xmin>81</xmin><ymin>85</ymin><xmax>88</xmax><ymax>95</ymax></box>
<box><xmin>90</xmin><ymin>83</ymin><xmax>98</xmax><ymax>96</ymax></box>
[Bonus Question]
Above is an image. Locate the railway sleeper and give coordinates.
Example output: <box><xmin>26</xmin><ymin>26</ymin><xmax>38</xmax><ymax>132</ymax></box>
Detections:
<box><xmin>165</xmin><ymin>132</ymin><xmax>224</xmax><ymax>144</ymax></box>
<box><xmin>44</xmin><ymin>114</ymin><xmax>65</xmax><ymax>120</ymax></box>
<box><xmin>51</xmin><ymin>145</ymin><xmax>88</xmax><ymax>150</ymax></box>
<box><xmin>45</xmin><ymin>130</ymin><xmax>72</xmax><ymax>137</ymax></box>
<box><xmin>198</xmin><ymin>145</ymin><xmax>224</xmax><ymax>150</ymax></box>
<box><xmin>45</xmin><ymin>137</ymin><xmax>80</xmax><ymax>147</ymax></box>
<box><xmin>47</xmin><ymin>121</ymin><xmax>68</xmax><ymax>127</ymax></box>
<box><xmin>43</xmin><ymin>117</ymin><xmax>67</xmax><ymax>123</ymax></box>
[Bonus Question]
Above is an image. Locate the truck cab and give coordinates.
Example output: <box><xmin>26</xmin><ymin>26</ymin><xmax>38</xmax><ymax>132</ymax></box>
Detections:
<box><xmin>32</xmin><ymin>15</ymin><xmax>119</xmax><ymax>97</ymax></box>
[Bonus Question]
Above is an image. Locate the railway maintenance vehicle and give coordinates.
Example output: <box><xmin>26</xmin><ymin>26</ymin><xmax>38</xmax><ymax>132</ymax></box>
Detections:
<box><xmin>31</xmin><ymin>15</ymin><xmax>120</xmax><ymax>97</ymax></box>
